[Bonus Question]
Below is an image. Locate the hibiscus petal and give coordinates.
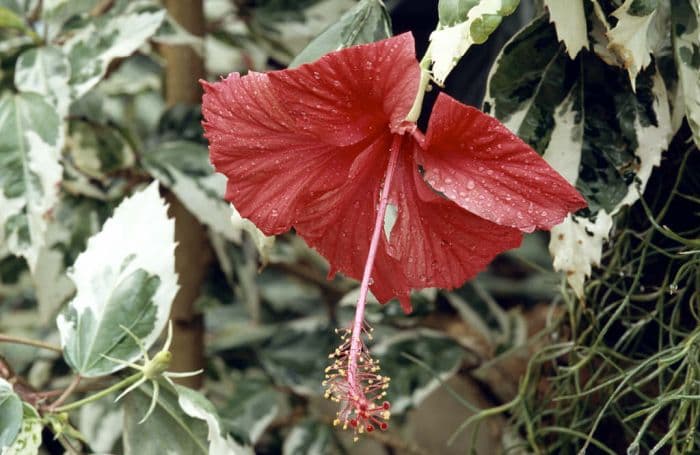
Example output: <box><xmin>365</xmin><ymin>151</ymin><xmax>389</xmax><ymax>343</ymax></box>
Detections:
<box><xmin>293</xmin><ymin>134</ymin><xmax>410</xmax><ymax>308</ymax></box>
<box><xmin>269</xmin><ymin>33</ymin><xmax>420</xmax><ymax>139</ymax></box>
<box><xmin>201</xmin><ymin>34</ymin><xmax>420</xmax><ymax>236</ymax></box>
<box><xmin>419</xmin><ymin>94</ymin><xmax>587</xmax><ymax>233</ymax></box>
<box><xmin>388</xmin><ymin>141</ymin><xmax>523</xmax><ymax>290</ymax></box>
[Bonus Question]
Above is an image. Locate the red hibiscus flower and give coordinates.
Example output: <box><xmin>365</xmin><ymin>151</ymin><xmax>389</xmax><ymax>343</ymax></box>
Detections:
<box><xmin>201</xmin><ymin>32</ymin><xmax>586</xmax><ymax>437</ymax></box>
<box><xmin>201</xmin><ymin>32</ymin><xmax>585</xmax><ymax>310</ymax></box>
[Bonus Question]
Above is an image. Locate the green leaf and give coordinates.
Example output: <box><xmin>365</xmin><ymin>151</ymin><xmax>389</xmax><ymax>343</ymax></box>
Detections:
<box><xmin>259</xmin><ymin>318</ymin><xmax>336</xmax><ymax>396</ymax></box>
<box><xmin>290</xmin><ymin>0</ymin><xmax>391</xmax><ymax>67</ymax></box>
<box><xmin>283</xmin><ymin>419</ymin><xmax>334</xmax><ymax>455</ymax></box>
<box><xmin>429</xmin><ymin>0</ymin><xmax>521</xmax><ymax>84</ymax></box>
<box><xmin>373</xmin><ymin>329</ymin><xmax>464</xmax><ymax>414</ymax></box>
<box><xmin>0</xmin><ymin>93</ymin><xmax>63</xmax><ymax>272</ymax></box>
<box><xmin>77</xmin><ymin>396</ymin><xmax>122</xmax><ymax>454</ymax></box>
<box><xmin>14</xmin><ymin>46</ymin><xmax>72</xmax><ymax>116</ymax></box>
<box><xmin>56</xmin><ymin>183</ymin><xmax>178</xmax><ymax>377</ymax></box>
<box><xmin>0</xmin><ymin>6</ymin><xmax>25</xmax><ymax>29</ymax></box>
<box><xmin>543</xmin><ymin>0</ymin><xmax>589</xmax><ymax>58</ymax></box>
<box><xmin>2</xmin><ymin>404</ymin><xmax>41</xmax><ymax>455</ymax></box>
<box><xmin>64</xmin><ymin>8</ymin><xmax>165</xmax><ymax>97</ymax></box>
<box><xmin>123</xmin><ymin>383</ymin><xmax>251</xmax><ymax>455</ymax></box>
<box><xmin>123</xmin><ymin>383</ymin><xmax>209</xmax><ymax>455</ymax></box>
<box><xmin>41</xmin><ymin>0</ymin><xmax>100</xmax><ymax>38</ymax></box>
<box><xmin>0</xmin><ymin>379</ymin><xmax>23</xmax><ymax>450</ymax></box>
<box><xmin>220</xmin><ymin>377</ymin><xmax>280</xmax><ymax>444</ymax></box>
<box><xmin>66</xmin><ymin>120</ymin><xmax>135</xmax><ymax>180</ymax></box>
<box><xmin>671</xmin><ymin>0</ymin><xmax>700</xmax><ymax>147</ymax></box>
<box><xmin>34</xmin><ymin>195</ymin><xmax>111</xmax><ymax>322</ymax></box>
<box><xmin>438</xmin><ymin>0</ymin><xmax>480</xmax><ymax>26</ymax></box>
<box><xmin>144</xmin><ymin>141</ymin><xmax>273</xmax><ymax>257</ymax></box>
<box><xmin>175</xmin><ymin>385</ymin><xmax>252</xmax><ymax>455</ymax></box>
<box><xmin>485</xmin><ymin>16</ymin><xmax>673</xmax><ymax>296</ymax></box>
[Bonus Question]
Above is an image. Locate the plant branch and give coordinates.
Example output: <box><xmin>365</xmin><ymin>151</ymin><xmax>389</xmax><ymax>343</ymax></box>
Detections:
<box><xmin>0</xmin><ymin>333</ymin><xmax>62</xmax><ymax>353</ymax></box>
<box><xmin>48</xmin><ymin>375</ymin><xmax>81</xmax><ymax>411</ymax></box>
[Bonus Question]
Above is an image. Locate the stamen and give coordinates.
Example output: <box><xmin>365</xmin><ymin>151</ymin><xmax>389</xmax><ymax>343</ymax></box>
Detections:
<box><xmin>323</xmin><ymin>135</ymin><xmax>402</xmax><ymax>440</ymax></box>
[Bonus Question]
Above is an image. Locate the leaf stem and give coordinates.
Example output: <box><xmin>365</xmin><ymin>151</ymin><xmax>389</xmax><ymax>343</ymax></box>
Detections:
<box><xmin>53</xmin><ymin>372</ymin><xmax>142</xmax><ymax>413</ymax></box>
<box><xmin>405</xmin><ymin>51</ymin><xmax>433</xmax><ymax>123</ymax></box>
<box><xmin>48</xmin><ymin>375</ymin><xmax>81</xmax><ymax>411</ymax></box>
<box><xmin>0</xmin><ymin>333</ymin><xmax>62</xmax><ymax>353</ymax></box>
<box><xmin>347</xmin><ymin>135</ymin><xmax>402</xmax><ymax>393</ymax></box>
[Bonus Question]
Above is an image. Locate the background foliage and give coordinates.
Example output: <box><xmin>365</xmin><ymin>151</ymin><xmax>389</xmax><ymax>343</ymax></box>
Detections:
<box><xmin>0</xmin><ymin>0</ymin><xmax>698</xmax><ymax>454</ymax></box>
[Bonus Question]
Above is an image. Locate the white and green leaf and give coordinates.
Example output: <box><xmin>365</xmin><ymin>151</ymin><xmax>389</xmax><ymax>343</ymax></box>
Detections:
<box><xmin>290</xmin><ymin>0</ymin><xmax>391</xmax><ymax>67</ymax></box>
<box><xmin>485</xmin><ymin>16</ymin><xmax>673</xmax><ymax>297</ymax></box>
<box><xmin>283</xmin><ymin>419</ymin><xmax>333</xmax><ymax>455</ymax></box>
<box><xmin>2</xmin><ymin>403</ymin><xmax>41</xmax><ymax>455</ymax></box>
<box><xmin>56</xmin><ymin>182</ymin><xmax>178</xmax><ymax>377</ymax></box>
<box><xmin>66</xmin><ymin>120</ymin><xmax>135</xmax><ymax>180</ymax></box>
<box><xmin>143</xmin><ymin>141</ymin><xmax>273</xmax><ymax>257</ymax></box>
<box><xmin>429</xmin><ymin>0</ymin><xmax>520</xmax><ymax>84</ymax></box>
<box><xmin>123</xmin><ymin>382</ymin><xmax>251</xmax><ymax>455</ymax></box>
<box><xmin>543</xmin><ymin>0</ymin><xmax>588</xmax><ymax>58</ymax></box>
<box><xmin>0</xmin><ymin>379</ymin><xmax>23</xmax><ymax>451</ymax></box>
<box><xmin>607</xmin><ymin>0</ymin><xmax>665</xmax><ymax>89</ymax></box>
<box><xmin>671</xmin><ymin>0</ymin><xmax>700</xmax><ymax>147</ymax></box>
<box><xmin>373</xmin><ymin>329</ymin><xmax>464</xmax><ymax>414</ymax></box>
<box><xmin>219</xmin><ymin>377</ymin><xmax>281</xmax><ymax>445</ymax></box>
<box><xmin>14</xmin><ymin>46</ymin><xmax>71</xmax><ymax>117</ymax></box>
<box><xmin>64</xmin><ymin>7</ymin><xmax>165</xmax><ymax>98</ymax></box>
<box><xmin>41</xmin><ymin>0</ymin><xmax>100</xmax><ymax>38</ymax></box>
<box><xmin>0</xmin><ymin>93</ymin><xmax>63</xmax><ymax>272</ymax></box>
<box><xmin>176</xmin><ymin>385</ymin><xmax>253</xmax><ymax>455</ymax></box>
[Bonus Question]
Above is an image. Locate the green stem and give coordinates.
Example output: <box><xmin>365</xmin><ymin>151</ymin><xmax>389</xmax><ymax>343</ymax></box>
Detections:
<box><xmin>405</xmin><ymin>49</ymin><xmax>433</xmax><ymax>123</ymax></box>
<box><xmin>54</xmin><ymin>372</ymin><xmax>142</xmax><ymax>413</ymax></box>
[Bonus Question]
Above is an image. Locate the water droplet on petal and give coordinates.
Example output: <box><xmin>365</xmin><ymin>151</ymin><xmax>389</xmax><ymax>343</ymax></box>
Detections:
<box><xmin>466</xmin><ymin>180</ymin><xmax>475</xmax><ymax>190</ymax></box>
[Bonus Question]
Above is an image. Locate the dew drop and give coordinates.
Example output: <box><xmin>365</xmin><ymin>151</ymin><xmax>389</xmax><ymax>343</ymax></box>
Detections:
<box><xmin>466</xmin><ymin>180</ymin><xmax>475</xmax><ymax>190</ymax></box>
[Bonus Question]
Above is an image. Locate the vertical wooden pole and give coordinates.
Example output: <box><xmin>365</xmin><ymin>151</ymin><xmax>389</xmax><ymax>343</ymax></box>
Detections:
<box><xmin>160</xmin><ymin>0</ymin><xmax>208</xmax><ymax>388</ymax></box>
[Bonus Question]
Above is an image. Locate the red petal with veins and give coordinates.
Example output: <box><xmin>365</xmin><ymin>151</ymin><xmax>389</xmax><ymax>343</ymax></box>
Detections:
<box><xmin>388</xmin><ymin>139</ymin><xmax>523</xmax><ymax>289</ymax></box>
<box><xmin>201</xmin><ymin>34</ymin><xmax>419</xmax><ymax>305</ymax></box>
<box><xmin>419</xmin><ymin>94</ymin><xmax>587</xmax><ymax>233</ymax></box>
<box><xmin>293</xmin><ymin>134</ymin><xmax>410</xmax><ymax>308</ymax></box>
<box><xmin>201</xmin><ymin>34</ymin><xmax>420</xmax><ymax>236</ymax></box>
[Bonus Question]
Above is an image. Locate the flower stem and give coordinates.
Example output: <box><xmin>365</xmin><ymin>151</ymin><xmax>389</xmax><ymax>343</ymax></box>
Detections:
<box><xmin>0</xmin><ymin>334</ymin><xmax>62</xmax><ymax>353</ymax></box>
<box><xmin>405</xmin><ymin>50</ymin><xmax>433</xmax><ymax>123</ymax></box>
<box><xmin>53</xmin><ymin>372</ymin><xmax>142</xmax><ymax>413</ymax></box>
<box><xmin>347</xmin><ymin>135</ymin><xmax>402</xmax><ymax>393</ymax></box>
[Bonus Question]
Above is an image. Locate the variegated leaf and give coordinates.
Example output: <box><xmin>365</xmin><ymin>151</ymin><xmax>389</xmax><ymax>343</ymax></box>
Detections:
<box><xmin>143</xmin><ymin>141</ymin><xmax>273</xmax><ymax>258</ymax></box>
<box><xmin>56</xmin><ymin>182</ymin><xmax>178</xmax><ymax>377</ymax></box>
<box><xmin>543</xmin><ymin>0</ymin><xmax>588</xmax><ymax>58</ymax></box>
<box><xmin>671</xmin><ymin>0</ymin><xmax>700</xmax><ymax>147</ymax></box>
<box><xmin>373</xmin><ymin>329</ymin><xmax>464</xmax><ymax>414</ymax></box>
<box><xmin>123</xmin><ymin>382</ymin><xmax>252</xmax><ymax>455</ymax></box>
<box><xmin>0</xmin><ymin>379</ymin><xmax>22</xmax><ymax>451</ymax></box>
<box><xmin>14</xmin><ymin>46</ymin><xmax>71</xmax><ymax>117</ymax></box>
<box><xmin>0</xmin><ymin>93</ymin><xmax>63</xmax><ymax>272</ymax></box>
<box><xmin>607</xmin><ymin>0</ymin><xmax>666</xmax><ymax>90</ymax></box>
<box><xmin>290</xmin><ymin>0</ymin><xmax>392</xmax><ymax>67</ymax></box>
<box><xmin>429</xmin><ymin>0</ymin><xmax>520</xmax><ymax>84</ymax></box>
<box><xmin>64</xmin><ymin>8</ymin><xmax>165</xmax><ymax>98</ymax></box>
<box><xmin>1</xmin><ymin>404</ymin><xmax>41</xmax><ymax>455</ymax></box>
<box><xmin>485</xmin><ymin>16</ymin><xmax>673</xmax><ymax>297</ymax></box>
